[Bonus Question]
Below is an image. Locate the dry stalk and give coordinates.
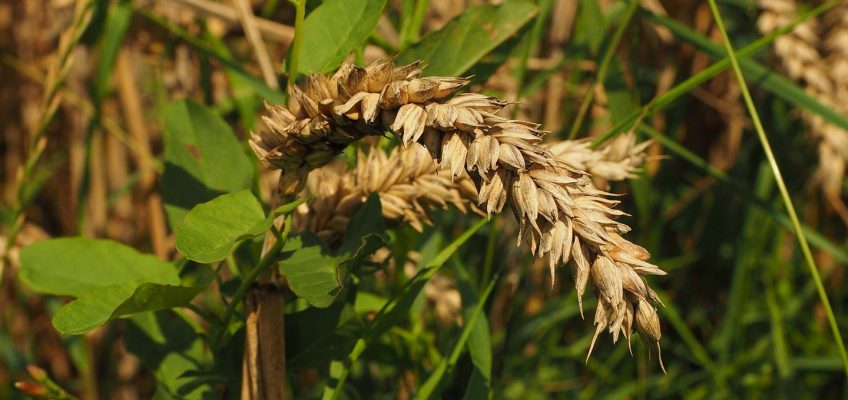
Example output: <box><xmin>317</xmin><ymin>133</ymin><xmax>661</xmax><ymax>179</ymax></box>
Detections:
<box><xmin>251</xmin><ymin>60</ymin><xmax>666</xmax><ymax>365</ymax></box>
<box><xmin>758</xmin><ymin>0</ymin><xmax>848</xmax><ymax>223</ymax></box>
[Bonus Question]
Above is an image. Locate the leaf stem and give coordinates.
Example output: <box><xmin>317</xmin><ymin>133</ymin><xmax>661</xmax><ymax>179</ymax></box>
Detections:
<box><xmin>211</xmin><ymin>215</ymin><xmax>291</xmax><ymax>349</ymax></box>
<box><xmin>706</xmin><ymin>0</ymin><xmax>848</xmax><ymax>376</ymax></box>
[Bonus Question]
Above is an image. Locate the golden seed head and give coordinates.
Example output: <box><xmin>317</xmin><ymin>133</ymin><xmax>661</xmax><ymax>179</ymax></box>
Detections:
<box><xmin>253</xmin><ymin>60</ymin><xmax>664</xmax><ymax>364</ymax></box>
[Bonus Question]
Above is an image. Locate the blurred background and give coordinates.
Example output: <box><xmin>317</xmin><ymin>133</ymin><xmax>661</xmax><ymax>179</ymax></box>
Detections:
<box><xmin>1</xmin><ymin>0</ymin><xmax>847</xmax><ymax>398</ymax></box>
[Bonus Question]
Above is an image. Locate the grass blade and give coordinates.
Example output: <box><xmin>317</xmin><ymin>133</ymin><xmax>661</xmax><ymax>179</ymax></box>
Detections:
<box><xmin>706</xmin><ymin>0</ymin><xmax>848</xmax><ymax>376</ymax></box>
<box><xmin>589</xmin><ymin>0</ymin><xmax>841</xmax><ymax>147</ymax></box>
<box><xmin>637</xmin><ymin>124</ymin><xmax>848</xmax><ymax>264</ymax></box>
<box><xmin>322</xmin><ymin>218</ymin><xmax>489</xmax><ymax>400</ymax></box>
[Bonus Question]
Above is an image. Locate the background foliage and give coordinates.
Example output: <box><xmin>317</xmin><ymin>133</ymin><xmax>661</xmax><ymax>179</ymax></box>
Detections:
<box><xmin>1</xmin><ymin>0</ymin><xmax>847</xmax><ymax>398</ymax></box>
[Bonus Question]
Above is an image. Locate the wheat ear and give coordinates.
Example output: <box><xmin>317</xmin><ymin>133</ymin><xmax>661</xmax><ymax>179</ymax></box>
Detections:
<box><xmin>251</xmin><ymin>60</ymin><xmax>665</xmax><ymax>364</ymax></box>
<box><xmin>296</xmin><ymin>133</ymin><xmax>651</xmax><ymax>241</ymax></box>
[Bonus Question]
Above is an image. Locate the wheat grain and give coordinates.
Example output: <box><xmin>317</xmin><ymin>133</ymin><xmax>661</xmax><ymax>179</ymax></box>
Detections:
<box><xmin>251</xmin><ymin>60</ymin><xmax>665</xmax><ymax>362</ymax></box>
<box><xmin>292</xmin><ymin>143</ymin><xmax>476</xmax><ymax>241</ymax></box>
<box><xmin>296</xmin><ymin>134</ymin><xmax>651</xmax><ymax>243</ymax></box>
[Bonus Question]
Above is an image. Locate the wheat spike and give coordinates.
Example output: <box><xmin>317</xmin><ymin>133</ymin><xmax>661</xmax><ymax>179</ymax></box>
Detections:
<box><xmin>295</xmin><ymin>134</ymin><xmax>651</xmax><ymax>242</ymax></box>
<box><xmin>251</xmin><ymin>60</ymin><xmax>665</xmax><ymax>361</ymax></box>
<box><xmin>292</xmin><ymin>143</ymin><xmax>477</xmax><ymax>241</ymax></box>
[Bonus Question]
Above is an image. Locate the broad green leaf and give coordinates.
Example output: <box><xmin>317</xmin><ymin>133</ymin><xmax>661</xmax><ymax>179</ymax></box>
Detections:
<box><xmin>161</xmin><ymin>100</ymin><xmax>254</xmax><ymax>228</ymax></box>
<box><xmin>19</xmin><ymin>238</ymin><xmax>204</xmax><ymax>335</ymax></box>
<box><xmin>279</xmin><ymin>194</ymin><xmax>385</xmax><ymax>308</ymax></box>
<box><xmin>19</xmin><ymin>238</ymin><xmax>179</xmax><ymax>296</ymax></box>
<box><xmin>126</xmin><ymin>311</ymin><xmax>216</xmax><ymax>399</ymax></box>
<box><xmin>294</xmin><ymin>0</ymin><xmax>389</xmax><ymax>74</ymax></box>
<box><xmin>53</xmin><ymin>283</ymin><xmax>204</xmax><ymax>335</ymax></box>
<box><xmin>397</xmin><ymin>1</ymin><xmax>538</xmax><ymax>76</ymax></box>
<box><xmin>175</xmin><ymin>190</ymin><xmax>270</xmax><ymax>263</ymax></box>
<box><xmin>353</xmin><ymin>292</ymin><xmax>388</xmax><ymax>315</ymax></box>
<box><xmin>279</xmin><ymin>232</ymin><xmax>341</xmax><ymax>308</ymax></box>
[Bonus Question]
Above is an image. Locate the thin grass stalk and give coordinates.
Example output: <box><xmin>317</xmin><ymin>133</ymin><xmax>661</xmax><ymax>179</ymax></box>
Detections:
<box><xmin>637</xmin><ymin>124</ymin><xmax>848</xmax><ymax>264</ymax></box>
<box><xmin>2</xmin><ymin>0</ymin><xmax>94</xmax><ymax>282</ymax></box>
<box><xmin>590</xmin><ymin>0</ymin><xmax>842</xmax><ymax>148</ymax></box>
<box><xmin>706</xmin><ymin>0</ymin><xmax>848</xmax><ymax>376</ymax></box>
<box><xmin>567</xmin><ymin>0</ymin><xmax>639</xmax><ymax>140</ymax></box>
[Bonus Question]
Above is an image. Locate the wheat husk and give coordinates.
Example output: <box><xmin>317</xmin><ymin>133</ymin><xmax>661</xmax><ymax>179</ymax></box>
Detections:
<box><xmin>251</xmin><ymin>60</ymin><xmax>666</xmax><ymax>362</ymax></box>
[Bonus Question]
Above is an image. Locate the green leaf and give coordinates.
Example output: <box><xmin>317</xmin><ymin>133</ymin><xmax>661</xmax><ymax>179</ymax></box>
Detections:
<box><xmin>369</xmin><ymin>218</ymin><xmax>487</xmax><ymax>340</ymax></box>
<box><xmin>161</xmin><ymin>100</ymin><xmax>254</xmax><ymax>228</ymax></box>
<box><xmin>321</xmin><ymin>219</ymin><xmax>488</xmax><ymax>400</ymax></box>
<box><xmin>452</xmin><ymin>264</ymin><xmax>492</xmax><ymax>399</ymax></box>
<box><xmin>19</xmin><ymin>238</ymin><xmax>179</xmax><ymax>296</ymax></box>
<box><xmin>53</xmin><ymin>283</ymin><xmax>204</xmax><ymax>335</ymax></box>
<box><xmin>279</xmin><ymin>194</ymin><xmax>385</xmax><ymax>308</ymax></box>
<box><xmin>414</xmin><ymin>275</ymin><xmax>497</xmax><ymax>400</ymax></box>
<box><xmin>338</xmin><ymin>193</ymin><xmax>388</xmax><ymax>270</ymax></box>
<box><xmin>647</xmin><ymin>10</ymin><xmax>848</xmax><ymax>133</ymax></box>
<box><xmin>175</xmin><ymin>190</ymin><xmax>270</xmax><ymax>263</ymax></box>
<box><xmin>397</xmin><ymin>1</ymin><xmax>538</xmax><ymax>76</ymax></box>
<box><xmin>19</xmin><ymin>238</ymin><xmax>204</xmax><ymax>335</ymax></box>
<box><xmin>294</xmin><ymin>0</ymin><xmax>389</xmax><ymax>74</ymax></box>
<box><xmin>93</xmin><ymin>1</ymin><xmax>132</xmax><ymax>102</ymax></box>
<box><xmin>279</xmin><ymin>232</ymin><xmax>342</xmax><ymax>308</ymax></box>
<box><xmin>126</xmin><ymin>311</ymin><xmax>217</xmax><ymax>399</ymax></box>
<box><xmin>287</xmin><ymin>304</ymin><xmax>365</xmax><ymax>370</ymax></box>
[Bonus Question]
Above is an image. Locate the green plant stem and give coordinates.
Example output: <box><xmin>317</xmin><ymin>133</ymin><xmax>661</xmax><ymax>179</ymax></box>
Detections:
<box><xmin>589</xmin><ymin>0</ymin><xmax>841</xmax><ymax>148</ymax></box>
<box><xmin>567</xmin><ymin>0</ymin><xmax>638</xmax><ymax>140</ymax></box>
<box><xmin>323</xmin><ymin>219</ymin><xmax>488</xmax><ymax>400</ymax></box>
<box><xmin>287</xmin><ymin>0</ymin><xmax>306</xmax><ymax>82</ymax></box>
<box><xmin>211</xmin><ymin>217</ymin><xmax>291</xmax><ymax>349</ymax></box>
<box><xmin>706</xmin><ymin>0</ymin><xmax>848</xmax><ymax>376</ymax></box>
<box><xmin>481</xmin><ymin>216</ymin><xmax>498</xmax><ymax>289</ymax></box>
<box><xmin>414</xmin><ymin>274</ymin><xmax>499</xmax><ymax>399</ymax></box>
